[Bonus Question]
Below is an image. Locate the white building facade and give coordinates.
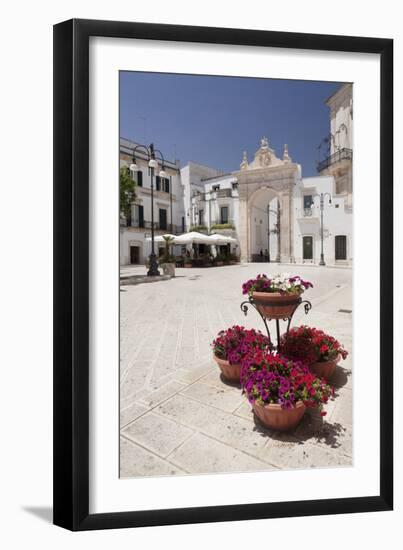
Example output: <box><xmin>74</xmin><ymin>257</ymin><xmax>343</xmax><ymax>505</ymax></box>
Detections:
<box><xmin>119</xmin><ymin>138</ymin><xmax>185</xmax><ymax>266</ymax></box>
<box><xmin>120</xmin><ymin>84</ymin><xmax>352</xmax><ymax>267</ymax></box>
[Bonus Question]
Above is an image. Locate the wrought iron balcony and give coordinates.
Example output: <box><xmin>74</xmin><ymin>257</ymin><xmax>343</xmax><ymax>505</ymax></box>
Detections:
<box><xmin>317</xmin><ymin>147</ymin><xmax>352</xmax><ymax>173</ymax></box>
<box><xmin>129</xmin><ymin>220</ymin><xmax>181</xmax><ymax>233</ymax></box>
<box><xmin>304</xmin><ymin>208</ymin><xmax>313</xmax><ymax>217</ymax></box>
<box><xmin>215</xmin><ymin>189</ymin><xmax>232</xmax><ymax>198</ymax></box>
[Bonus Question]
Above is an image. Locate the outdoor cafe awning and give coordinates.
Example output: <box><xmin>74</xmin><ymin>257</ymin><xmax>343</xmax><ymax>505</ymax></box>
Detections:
<box><xmin>145</xmin><ymin>233</ymin><xmax>177</xmax><ymax>243</ymax></box>
<box><xmin>146</xmin><ymin>232</ymin><xmax>237</xmax><ymax>245</ymax></box>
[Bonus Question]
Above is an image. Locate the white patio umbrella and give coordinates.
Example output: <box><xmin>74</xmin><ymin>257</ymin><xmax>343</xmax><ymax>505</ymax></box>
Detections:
<box><xmin>207</xmin><ymin>233</ymin><xmax>238</xmax><ymax>244</ymax></box>
<box><xmin>174</xmin><ymin>231</ymin><xmax>213</xmax><ymax>245</ymax></box>
<box><xmin>145</xmin><ymin>233</ymin><xmax>178</xmax><ymax>243</ymax></box>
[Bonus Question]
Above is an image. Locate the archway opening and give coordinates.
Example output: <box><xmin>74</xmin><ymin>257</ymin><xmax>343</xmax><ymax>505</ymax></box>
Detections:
<box><xmin>248</xmin><ymin>187</ymin><xmax>280</xmax><ymax>263</ymax></box>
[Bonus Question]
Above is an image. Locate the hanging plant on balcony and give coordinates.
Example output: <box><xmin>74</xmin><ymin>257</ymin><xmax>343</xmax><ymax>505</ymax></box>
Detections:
<box><xmin>211</xmin><ymin>326</ymin><xmax>271</xmax><ymax>382</ymax></box>
<box><xmin>241</xmin><ymin>351</ymin><xmax>334</xmax><ymax>431</ymax></box>
<box><xmin>241</xmin><ymin>273</ymin><xmax>313</xmax><ymax>320</ymax></box>
<box><xmin>280</xmin><ymin>326</ymin><xmax>348</xmax><ymax>379</ymax></box>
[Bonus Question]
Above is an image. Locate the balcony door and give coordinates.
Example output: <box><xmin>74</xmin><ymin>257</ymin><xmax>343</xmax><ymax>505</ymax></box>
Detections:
<box><xmin>220</xmin><ymin>206</ymin><xmax>228</xmax><ymax>224</ymax></box>
<box><xmin>302</xmin><ymin>236</ymin><xmax>313</xmax><ymax>260</ymax></box>
<box><xmin>159</xmin><ymin>208</ymin><xmax>167</xmax><ymax>230</ymax></box>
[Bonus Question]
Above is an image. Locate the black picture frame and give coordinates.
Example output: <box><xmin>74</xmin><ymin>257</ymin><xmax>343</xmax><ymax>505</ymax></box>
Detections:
<box><xmin>53</xmin><ymin>18</ymin><xmax>393</xmax><ymax>531</ymax></box>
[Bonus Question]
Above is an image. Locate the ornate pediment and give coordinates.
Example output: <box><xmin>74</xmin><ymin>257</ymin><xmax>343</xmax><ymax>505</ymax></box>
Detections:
<box><xmin>241</xmin><ymin>137</ymin><xmax>289</xmax><ymax>171</ymax></box>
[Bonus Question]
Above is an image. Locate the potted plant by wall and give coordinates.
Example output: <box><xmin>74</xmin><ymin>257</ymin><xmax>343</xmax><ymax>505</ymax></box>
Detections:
<box><xmin>214</xmin><ymin>254</ymin><xmax>225</xmax><ymax>267</ymax></box>
<box><xmin>211</xmin><ymin>326</ymin><xmax>271</xmax><ymax>382</ymax></box>
<box><xmin>241</xmin><ymin>351</ymin><xmax>334</xmax><ymax>431</ymax></box>
<box><xmin>242</xmin><ymin>273</ymin><xmax>313</xmax><ymax>319</ymax></box>
<box><xmin>280</xmin><ymin>325</ymin><xmax>348</xmax><ymax>379</ymax></box>
<box><xmin>229</xmin><ymin>253</ymin><xmax>239</xmax><ymax>265</ymax></box>
<box><xmin>159</xmin><ymin>235</ymin><xmax>176</xmax><ymax>276</ymax></box>
<box><xmin>183</xmin><ymin>252</ymin><xmax>193</xmax><ymax>268</ymax></box>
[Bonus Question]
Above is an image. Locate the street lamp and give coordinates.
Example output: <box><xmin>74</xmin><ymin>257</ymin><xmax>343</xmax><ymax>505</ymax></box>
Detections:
<box><xmin>131</xmin><ymin>142</ymin><xmax>166</xmax><ymax>277</ymax></box>
<box><xmin>311</xmin><ymin>192</ymin><xmax>332</xmax><ymax>266</ymax></box>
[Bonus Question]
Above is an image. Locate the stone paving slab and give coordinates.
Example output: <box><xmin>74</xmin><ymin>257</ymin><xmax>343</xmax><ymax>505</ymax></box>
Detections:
<box><xmin>202</xmin><ymin>409</ymin><xmax>275</xmax><ymax>459</ymax></box>
<box><xmin>262</xmin><ymin>433</ymin><xmax>351</xmax><ymax>470</ymax></box>
<box><xmin>179</xmin><ymin>380</ymin><xmax>245</xmax><ymax>413</ymax></box>
<box><xmin>156</xmin><ymin>393</ymin><xmax>231</xmax><ymax>432</ymax></box>
<box><xmin>120</xmin><ymin>264</ymin><xmax>353</xmax><ymax>477</ymax></box>
<box><xmin>138</xmin><ymin>380</ymin><xmax>187</xmax><ymax>409</ymax></box>
<box><xmin>122</xmin><ymin>412</ymin><xmax>193</xmax><ymax>458</ymax></box>
<box><xmin>293</xmin><ymin>410</ymin><xmax>352</xmax><ymax>457</ymax></box>
<box><xmin>120</xmin><ymin>436</ymin><xmax>187</xmax><ymax>478</ymax></box>
<box><xmin>120</xmin><ymin>401</ymin><xmax>149</xmax><ymax>429</ymax></box>
<box><xmin>167</xmin><ymin>432</ymin><xmax>277</xmax><ymax>474</ymax></box>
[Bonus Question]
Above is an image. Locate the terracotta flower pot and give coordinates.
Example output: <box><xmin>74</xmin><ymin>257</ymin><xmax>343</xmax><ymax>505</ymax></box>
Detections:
<box><xmin>310</xmin><ymin>355</ymin><xmax>340</xmax><ymax>379</ymax></box>
<box><xmin>253</xmin><ymin>400</ymin><xmax>306</xmax><ymax>431</ymax></box>
<box><xmin>213</xmin><ymin>355</ymin><xmax>241</xmax><ymax>382</ymax></box>
<box><xmin>252</xmin><ymin>291</ymin><xmax>301</xmax><ymax>320</ymax></box>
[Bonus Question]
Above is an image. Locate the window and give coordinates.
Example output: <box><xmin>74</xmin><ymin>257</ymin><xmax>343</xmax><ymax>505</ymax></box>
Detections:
<box><xmin>232</xmin><ymin>181</ymin><xmax>238</xmax><ymax>190</ymax></box>
<box><xmin>198</xmin><ymin>209</ymin><xmax>204</xmax><ymax>226</ymax></box>
<box><xmin>181</xmin><ymin>216</ymin><xmax>185</xmax><ymax>232</ymax></box>
<box><xmin>303</xmin><ymin>195</ymin><xmax>313</xmax><ymax>216</ymax></box>
<box><xmin>138</xmin><ymin>205</ymin><xmax>144</xmax><ymax>228</ymax></box>
<box><xmin>220</xmin><ymin>206</ymin><xmax>229</xmax><ymax>224</ymax></box>
<box><xmin>213</xmin><ymin>184</ymin><xmax>220</xmax><ymax>191</ymax></box>
<box><xmin>132</xmin><ymin>204</ymin><xmax>144</xmax><ymax>228</ymax></box>
<box><xmin>303</xmin><ymin>195</ymin><xmax>313</xmax><ymax>209</ymax></box>
<box><xmin>155</xmin><ymin>176</ymin><xmax>170</xmax><ymax>192</ymax></box>
<box><xmin>335</xmin><ymin>235</ymin><xmax>347</xmax><ymax>260</ymax></box>
<box><xmin>159</xmin><ymin>208</ymin><xmax>167</xmax><ymax>230</ymax></box>
<box><xmin>134</xmin><ymin>170</ymin><xmax>143</xmax><ymax>187</ymax></box>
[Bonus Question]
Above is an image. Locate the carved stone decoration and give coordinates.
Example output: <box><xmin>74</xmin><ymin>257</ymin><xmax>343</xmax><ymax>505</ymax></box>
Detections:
<box><xmin>240</xmin><ymin>150</ymin><xmax>248</xmax><ymax>170</ymax></box>
<box><xmin>283</xmin><ymin>144</ymin><xmax>292</xmax><ymax>163</ymax></box>
<box><xmin>247</xmin><ymin>137</ymin><xmax>283</xmax><ymax>170</ymax></box>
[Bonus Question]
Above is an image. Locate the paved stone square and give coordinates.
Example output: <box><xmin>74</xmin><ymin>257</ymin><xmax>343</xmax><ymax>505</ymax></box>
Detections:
<box><xmin>120</xmin><ymin>263</ymin><xmax>352</xmax><ymax>477</ymax></box>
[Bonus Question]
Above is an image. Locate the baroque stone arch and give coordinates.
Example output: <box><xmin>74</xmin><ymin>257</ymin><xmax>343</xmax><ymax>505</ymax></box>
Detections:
<box><xmin>247</xmin><ymin>186</ymin><xmax>279</xmax><ymax>262</ymax></box>
<box><xmin>237</xmin><ymin>181</ymin><xmax>295</xmax><ymax>263</ymax></box>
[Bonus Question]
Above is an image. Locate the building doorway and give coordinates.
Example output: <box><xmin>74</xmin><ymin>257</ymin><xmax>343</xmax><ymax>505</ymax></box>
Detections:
<box><xmin>335</xmin><ymin>235</ymin><xmax>347</xmax><ymax>260</ymax></box>
<box><xmin>130</xmin><ymin>246</ymin><xmax>140</xmax><ymax>264</ymax></box>
<box><xmin>302</xmin><ymin>236</ymin><xmax>313</xmax><ymax>261</ymax></box>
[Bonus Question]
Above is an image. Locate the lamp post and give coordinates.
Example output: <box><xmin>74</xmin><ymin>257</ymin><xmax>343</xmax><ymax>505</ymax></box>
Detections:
<box><xmin>130</xmin><ymin>142</ymin><xmax>167</xmax><ymax>276</ymax></box>
<box><xmin>169</xmin><ymin>176</ymin><xmax>173</xmax><ymax>233</ymax></box>
<box><xmin>312</xmin><ymin>192</ymin><xmax>332</xmax><ymax>266</ymax></box>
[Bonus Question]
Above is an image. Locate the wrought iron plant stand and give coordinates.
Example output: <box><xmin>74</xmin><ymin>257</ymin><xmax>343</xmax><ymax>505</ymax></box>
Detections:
<box><xmin>240</xmin><ymin>295</ymin><xmax>312</xmax><ymax>352</ymax></box>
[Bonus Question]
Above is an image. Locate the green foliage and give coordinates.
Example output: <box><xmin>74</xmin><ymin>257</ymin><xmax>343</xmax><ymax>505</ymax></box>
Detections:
<box><xmin>120</xmin><ymin>166</ymin><xmax>136</xmax><ymax>219</ymax></box>
<box><xmin>189</xmin><ymin>224</ymin><xmax>208</xmax><ymax>232</ymax></box>
<box><xmin>161</xmin><ymin>235</ymin><xmax>176</xmax><ymax>263</ymax></box>
<box><xmin>210</xmin><ymin>223</ymin><xmax>235</xmax><ymax>230</ymax></box>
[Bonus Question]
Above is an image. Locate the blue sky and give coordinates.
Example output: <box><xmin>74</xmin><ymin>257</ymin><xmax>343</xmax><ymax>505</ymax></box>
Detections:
<box><xmin>120</xmin><ymin>72</ymin><xmax>342</xmax><ymax>177</ymax></box>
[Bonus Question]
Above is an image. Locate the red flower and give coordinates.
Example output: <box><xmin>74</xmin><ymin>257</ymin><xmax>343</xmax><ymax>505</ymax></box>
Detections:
<box><xmin>280</xmin><ymin>326</ymin><xmax>348</xmax><ymax>364</ymax></box>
